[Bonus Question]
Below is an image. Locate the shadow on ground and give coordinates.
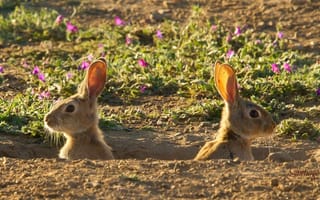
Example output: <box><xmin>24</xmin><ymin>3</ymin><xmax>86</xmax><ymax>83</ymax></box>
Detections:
<box><xmin>1</xmin><ymin>130</ymin><xmax>318</xmax><ymax>162</ymax></box>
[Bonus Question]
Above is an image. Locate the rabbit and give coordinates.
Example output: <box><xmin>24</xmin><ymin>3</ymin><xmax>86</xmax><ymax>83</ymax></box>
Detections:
<box><xmin>194</xmin><ymin>61</ymin><xmax>276</xmax><ymax>161</ymax></box>
<box><xmin>44</xmin><ymin>58</ymin><xmax>114</xmax><ymax>160</ymax></box>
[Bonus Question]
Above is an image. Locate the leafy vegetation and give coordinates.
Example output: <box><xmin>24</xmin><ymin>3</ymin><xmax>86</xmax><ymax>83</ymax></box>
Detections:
<box><xmin>0</xmin><ymin>4</ymin><xmax>319</xmax><ymax>141</ymax></box>
<box><xmin>277</xmin><ymin>118</ymin><xmax>320</xmax><ymax>141</ymax></box>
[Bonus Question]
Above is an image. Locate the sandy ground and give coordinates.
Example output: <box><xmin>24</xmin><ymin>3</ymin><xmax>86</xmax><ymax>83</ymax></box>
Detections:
<box><xmin>1</xmin><ymin>0</ymin><xmax>320</xmax><ymax>199</ymax></box>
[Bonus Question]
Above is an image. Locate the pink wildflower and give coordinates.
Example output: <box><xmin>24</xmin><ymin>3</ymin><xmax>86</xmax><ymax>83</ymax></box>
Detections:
<box><xmin>79</xmin><ymin>61</ymin><xmax>90</xmax><ymax>70</ymax></box>
<box><xmin>271</xmin><ymin>63</ymin><xmax>280</xmax><ymax>74</ymax></box>
<box><xmin>156</xmin><ymin>30</ymin><xmax>163</xmax><ymax>39</ymax></box>
<box><xmin>38</xmin><ymin>91</ymin><xmax>50</xmax><ymax>100</ymax></box>
<box><xmin>140</xmin><ymin>85</ymin><xmax>147</xmax><ymax>93</ymax></box>
<box><xmin>66</xmin><ymin>72</ymin><xmax>73</xmax><ymax>80</ymax></box>
<box><xmin>126</xmin><ymin>36</ymin><xmax>132</xmax><ymax>45</ymax></box>
<box><xmin>226</xmin><ymin>49</ymin><xmax>235</xmax><ymax>59</ymax></box>
<box><xmin>211</xmin><ymin>25</ymin><xmax>217</xmax><ymax>32</ymax></box>
<box><xmin>234</xmin><ymin>26</ymin><xmax>241</xmax><ymax>36</ymax></box>
<box><xmin>55</xmin><ymin>15</ymin><xmax>64</xmax><ymax>24</ymax></box>
<box><xmin>38</xmin><ymin>73</ymin><xmax>45</xmax><ymax>82</ymax></box>
<box><xmin>32</xmin><ymin>66</ymin><xmax>40</xmax><ymax>75</ymax></box>
<box><xmin>277</xmin><ymin>32</ymin><xmax>284</xmax><ymax>39</ymax></box>
<box><xmin>114</xmin><ymin>16</ymin><xmax>125</xmax><ymax>26</ymax></box>
<box><xmin>66</xmin><ymin>21</ymin><xmax>78</xmax><ymax>33</ymax></box>
<box><xmin>138</xmin><ymin>59</ymin><xmax>148</xmax><ymax>68</ymax></box>
<box><xmin>283</xmin><ymin>63</ymin><xmax>292</xmax><ymax>73</ymax></box>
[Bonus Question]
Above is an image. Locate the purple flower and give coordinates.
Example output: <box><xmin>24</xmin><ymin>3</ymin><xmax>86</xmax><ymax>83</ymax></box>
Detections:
<box><xmin>283</xmin><ymin>63</ymin><xmax>292</xmax><ymax>73</ymax></box>
<box><xmin>66</xmin><ymin>21</ymin><xmax>78</xmax><ymax>33</ymax></box>
<box><xmin>272</xmin><ymin>40</ymin><xmax>278</xmax><ymax>47</ymax></box>
<box><xmin>87</xmin><ymin>54</ymin><xmax>94</xmax><ymax>62</ymax></box>
<box><xmin>38</xmin><ymin>73</ymin><xmax>45</xmax><ymax>82</ymax></box>
<box><xmin>211</xmin><ymin>25</ymin><xmax>217</xmax><ymax>32</ymax></box>
<box><xmin>98</xmin><ymin>44</ymin><xmax>105</xmax><ymax>56</ymax></box>
<box><xmin>140</xmin><ymin>85</ymin><xmax>147</xmax><ymax>93</ymax></box>
<box><xmin>21</xmin><ymin>59</ymin><xmax>29</xmax><ymax>68</ymax></box>
<box><xmin>38</xmin><ymin>91</ymin><xmax>50</xmax><ymax>100</ymax></box>
<box><xmin>55</xmin><ymin>15</ymin><xmax>63</xmax><ymax>24</ymax></box>
<box><xmin>234</xmin><ymin>26</ymin><xmax>241</xmax><ymax>36</ymax></box>
<box><xmin>226</xmin><ymin>34</ymin><xmax>232</xmax><ymax>42</ymax></box>
<box><xmin>138</xmin><ymin>59</ymin><xmax>148</xmax><ymax>68</ymax></box>
<box><xmin>277</xmin><ymin>31</ymin><xmax>284</xmax><ymax>39</ymax></box>
<box><xmin>316</xmin><ymin>88</ymin><xmax>320</xmax><ymax>96</ymax></box>
<box><xmin>66</xmin><ymin>72</ymin><xmax>73</xmax><ymax>80</ymax></box>
<box><xmin>32</xmin><ymin>66</ymin><xmax>40</xmax><ymax>75</ymax></box>
<box><xmin>156</xmin><ymin>30</ymin><xmax>163</xmax><ymax>39</ymax></box>
<box><xmin>114</xmin><ymin>16</ymin><xmax>125</xmax><ymax>26</ymax></box>
<box><xmin>79</xmin><ymin>61</ymin><xmax>90</xmax><ymax>70</ymax></box>
<box><xmin>0</xmin><ymin>66</ymin><xmax>4</xmax><ymax>73</ymax></box>
<box><xmin>98</xmin><ymin>43</ymin><xmax>104</xmax><ymax>49</ymax></box>
<box><xmin>255</xmin><ymin>39</ymin><xmax>262</xmax><ymax>44</ymax></box>
<box><xmin>271</xmin><ymin>63</ymin><xmax>280</xmax><ymax>74</ymax></box>
<box><xmin>226</xmin><ymin>49</ymin><xmax>235</xmax><ymax>59</ymax></box>
<box><xmin>125</xmin><ymin>36</ymin><xmax>132</xmax><ymax>45</ymax></box>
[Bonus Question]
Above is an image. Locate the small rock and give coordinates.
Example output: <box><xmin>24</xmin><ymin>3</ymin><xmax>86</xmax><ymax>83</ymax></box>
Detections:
<box><xmin>278</xmin><ymin>183</ymin><xmax>292</xmax><ymax>192</ymax></box>
<box><xmin>183</xmin><ymin>127</ymin><xmax>189</xmax><ymax>133</ymax></box>
<box><xmin>268</xmin><ymin>152</ymin><xmax>293</xmax><ymax>162</ymax></box>
<box><xmin>282</xmin><ymin>162</ymin><xmax>294</xmax><ymax>169</ymax></box>
<box><xmin>91</xmin><ymin>180</ymin><xmax>101</xmax><ymax>188</ymax></box>
<box><xmin>163</xmin><ymin>1</ymin><xmax>175</xmax><ymax>7</ymax></box>
<box><xmin>67</xmin><ymin>181</ymin><xmax>78</xmax><ymax>189</ymax></box>
<box><xmin>314</xmin><ymin>150</ymin><xmax>320</xmax><ymax>162</ymax></box>
<box><xmin>198</xmin><ymin>121</ymin><xmax>211</xmax><ymax>128</ymax></box>
<box><xmin>290</xmin><ymin>0</ymin><xmax>308</xmax><ymax>5</ymax></box>
<box><xmin>156</xmin><ymin>119</ymin><xmax>163</xmax><ymax>125</ymax></box>
<box><xmin>150</xmin><ymin>12</ymin><xmax>165</xmax><ymax>22</ymax></box>
<box><xmin>309</xmin><ymin>158</ymin><xmax>316</xmax><ymax>162</ymax></box>
<box><xmin>257</xmin><ymin>21</ymin><xmax>265</xmax><ymax>27</ymax></box>
<box><xmin>174</xmin><ymin>132</ymin><xmax>182</xmax><ymax>137</ymax></box>
<box><xmin>19</xmin><ymin>173</ymin><xmax>29</xmax><ymax>179</ymax></box>
<box><xmin>211</xmin><ymin>123</ymin><xmax>219</xmax><ymax>129</ymax></box>
<box><xmin>84</xmin><ymin>182</ymin><xmax>93</xmax><ymax>188</ymax></box>
<box><xmin>270</xmin><ymin>178</ymin><xmax>279</xmax><ymax>187</ymax></box>
<box><xmin>158</xmin><ymin>9</ymin><xmax>170</xmax><ymax>15</ymax></box>
<box><xmin>267</xmin><ymin>21</ymin><xmax>274</xmax><ymax>26</ymax></box>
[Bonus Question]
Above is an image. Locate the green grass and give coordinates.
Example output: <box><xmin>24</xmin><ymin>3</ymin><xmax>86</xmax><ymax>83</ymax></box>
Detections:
<box><xmin>277</xmin><ymin>118</ymin><xmax>320</xmax><ymax>141</ymax></box>
<box><xmin>0</xmin><ymin>5</ymin><xmax>319</xmax><ymax>141</ymax></box>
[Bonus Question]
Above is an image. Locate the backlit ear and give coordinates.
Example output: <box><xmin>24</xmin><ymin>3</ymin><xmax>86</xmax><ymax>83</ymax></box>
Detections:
<box><xmin>214</xmin><ymin>61</ymin><xmax>239</xmax><ymax>105</ymax></box>
<box><xmin>86</xmin><ymin>59</ymin><xmax>107</xmax><ymax>98</ymax></box>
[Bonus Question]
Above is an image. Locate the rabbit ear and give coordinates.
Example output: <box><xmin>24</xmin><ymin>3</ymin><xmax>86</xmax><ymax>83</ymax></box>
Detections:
<box><xmin>87</xmin><ymin>59</ymin><xmax>107</xmax><ymax>98</ymax></box>
<box><xmin>214</xmin><ymin>61</ymin><xmax>239</xmax><ymax>105</ymax></box>
<box><xmin>79</xmin><ymin>59</ymin><xmax>107</xmax><ymax>99</ymax></box>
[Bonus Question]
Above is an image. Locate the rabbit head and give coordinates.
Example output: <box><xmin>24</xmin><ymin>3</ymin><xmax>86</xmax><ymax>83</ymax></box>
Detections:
<box><xmin>44</xmin><ymin>58</ymin><xmax>107</xmax><ymax>136</ymax></box>
<box><xmin>214</xmin><ymin>61</ymin><xmax>276</xmax><ymax>140</ymax></box>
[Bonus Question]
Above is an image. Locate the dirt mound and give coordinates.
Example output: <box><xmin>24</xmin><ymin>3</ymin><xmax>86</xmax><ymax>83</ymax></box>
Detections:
<box><xmin>1</xmin><ymin>157</ymin><xmax>319</xmax><ymax>199</ymax></box>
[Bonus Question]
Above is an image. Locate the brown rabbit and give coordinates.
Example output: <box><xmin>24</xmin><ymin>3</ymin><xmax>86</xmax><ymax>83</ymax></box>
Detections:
<box><xmin>44</xmin><ymin>58</ymin><xmax>114</xmax><ymax>160</ymax></box>
<box><xmin>194</xmin><ymin>61</ymin><xmax>276</xmax><ymax>161</ymax></box>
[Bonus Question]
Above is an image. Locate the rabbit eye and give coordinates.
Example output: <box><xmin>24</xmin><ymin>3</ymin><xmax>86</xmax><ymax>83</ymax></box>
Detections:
<box><xmin>249</xmin><ymin>109</ymin><xmax>260</xmax><ymax>118</ymax></box>
<box><xmin>65</xmin><ymin>104</ymin><xmax>75</xmax><ymax>113</ymax></box>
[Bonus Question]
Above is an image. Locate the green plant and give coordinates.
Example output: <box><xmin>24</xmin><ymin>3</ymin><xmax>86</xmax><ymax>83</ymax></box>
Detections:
<box><xmin>0</xmin><ymin>5</ymin><xmax>319</xmax><ymax>141</ymax></box>
<box><xmin>277</xmin><ymin>118</ymin><xmax>320</xmax><ymax>141</ymax></box>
